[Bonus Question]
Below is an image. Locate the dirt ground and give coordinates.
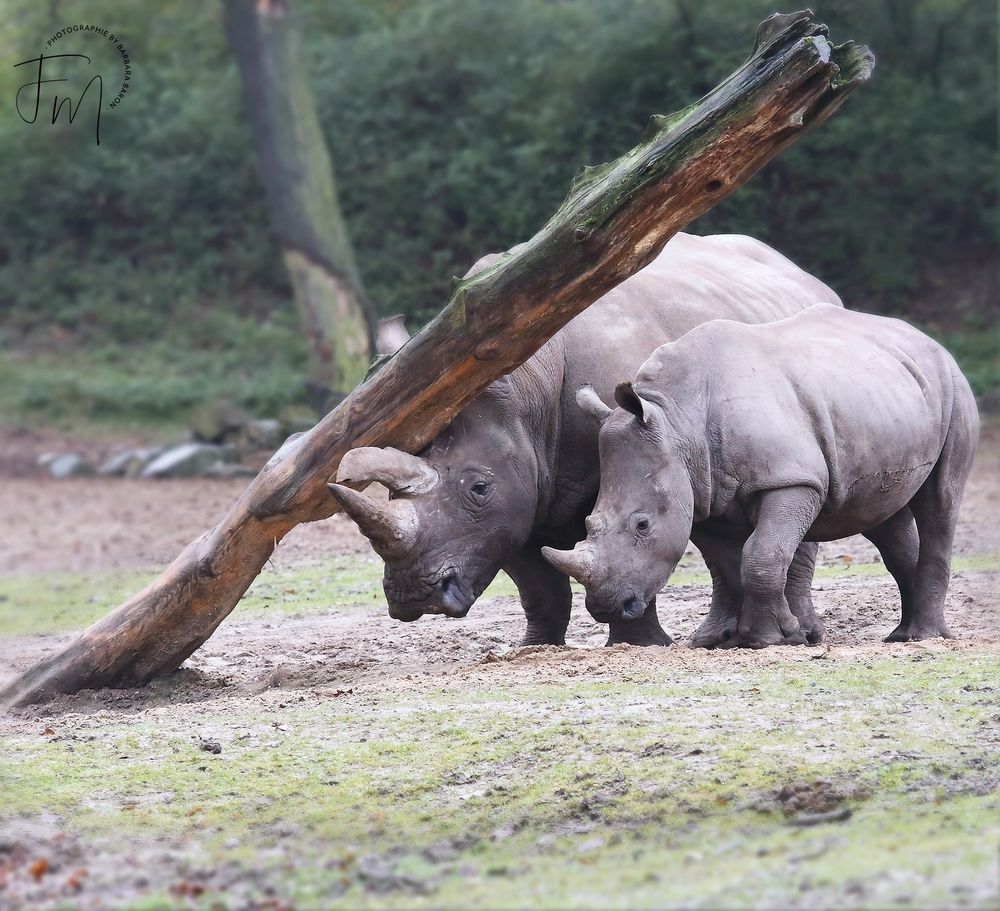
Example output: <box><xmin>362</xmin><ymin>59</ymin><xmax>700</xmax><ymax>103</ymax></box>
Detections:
<box><xmin>0</xmin><ymin>424</ymin><xmax>998</xmax><ymax>909</ymax></box>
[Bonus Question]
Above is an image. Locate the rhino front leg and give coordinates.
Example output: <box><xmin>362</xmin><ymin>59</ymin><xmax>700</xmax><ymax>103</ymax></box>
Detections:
<box><xmin>504</xmin><ymin>547</ymin><xmax>572</xmax><ymax>646</ymax></box>
<box><xmin>689</xmin><ymin>526</ymin><xmax>743</xmax><ymax>648</ymax></box>
<box><xmin>736</xmin><ymin>487</ymin><xmax>823</xmax><ymax>648</ymax></box>
<box><xmin>606</xmin><ymin>597</ymin><xmax>672</xmax><ymax>647</ymax></box>
<box><xmin>785</xmin><ymin>541</ymin><xmax>824</xmax><ymax>644</ymax></box>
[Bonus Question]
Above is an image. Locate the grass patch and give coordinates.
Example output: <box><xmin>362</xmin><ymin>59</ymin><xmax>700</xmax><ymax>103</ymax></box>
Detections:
<box><xmin>0</xmin><ymin>569</ymin><xmax>155</xmax><ymax>639</ymax></box>
<box><xmin>2</xmin><ymin>321</ymin><xmax>992</xmax><ymax>438</ymax></box>
<box><xmin>2</xmin><ymin>653</ymin><xmax>998</xmax><ymax>908</ymax></box>
<box><xmin>0</xmin><ymin>311</ymin><xmax>310</xmax><ymax>431</ymax></box>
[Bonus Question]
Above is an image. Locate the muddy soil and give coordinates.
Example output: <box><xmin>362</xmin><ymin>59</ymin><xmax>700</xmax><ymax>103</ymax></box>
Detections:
<box><xmin>1</xmin><ymin>565</ymin><xmax>997</xmax><ymax>719</ymax></box>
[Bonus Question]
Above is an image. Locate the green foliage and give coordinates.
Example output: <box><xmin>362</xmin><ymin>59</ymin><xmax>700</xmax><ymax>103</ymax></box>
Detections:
<box><xmin>309</xmin><ymin>0</ymin><xmax>997</xmax><ymax>326</ymax></box>
<box><xmin>928</xmin><ymin>321</ymin><xmax>1000</xmax><ymax>399</ymax></box>
<box><xmin>0</xmin><ymin>0</ymin><xmax>995</xmax><ymax>425</ymax></box>
<box><xmin>0</xmin><ymin>310</ymin><xmax>309</xmax><ymax>424</ymax></box>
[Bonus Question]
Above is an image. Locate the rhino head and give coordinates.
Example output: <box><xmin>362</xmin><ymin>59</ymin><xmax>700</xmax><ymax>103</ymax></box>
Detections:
<box><xmin>328</xmin><ymin>388</ymin><xmax>540</xmax><ymax>621</ymax></box>
<box><xmin>542</xmin><ymin>384</ymin><xmax>694</xmax><ymax>623</ymax></box>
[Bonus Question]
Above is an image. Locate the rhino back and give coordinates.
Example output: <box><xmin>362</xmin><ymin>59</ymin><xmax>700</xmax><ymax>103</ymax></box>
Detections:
<box><xmin>536</xmin><ymin>232</ymin><xmax>842</xmax><ymax>532</ymax></box>
<box><xmin>639</xmin><ymin>304</ymin><xmax>970</xmax><ymax>531</ymax></box>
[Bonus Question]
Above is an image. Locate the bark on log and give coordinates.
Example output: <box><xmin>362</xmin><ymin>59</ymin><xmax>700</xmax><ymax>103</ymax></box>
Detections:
<box><xmin>1</xmin><ymin>11</ymin><xmax>873</xmax><ymax>709</ymax></box>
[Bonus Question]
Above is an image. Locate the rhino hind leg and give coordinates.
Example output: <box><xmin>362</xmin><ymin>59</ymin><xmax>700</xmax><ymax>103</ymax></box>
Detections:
<box><xmin>863</xmin><ymin>507</ymin><xmax>923</xmax><ymax>641</ymax></box>
<box><xmin>505</xmin><ymin>547</ymin><xmax>572</xmax><ymax>646</ymax></box>
<box><xmin>735</xmin><ymin>486</ymin><xmax>823</xmax><ymax>648</ymax></box>
<box><xmin>606</xmin><ymin>598</ymin><xmax>672</xmax><ymax>647</ymax></box>
<box><xmin>885</xmin><ymin>399</ymin><xmax>977</xmax><ymax>642</ymax></box>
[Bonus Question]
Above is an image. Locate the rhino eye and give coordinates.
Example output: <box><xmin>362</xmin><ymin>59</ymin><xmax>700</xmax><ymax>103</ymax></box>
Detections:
<box><xmin>470</xmin><ymin>480</ymin><xmax>491</xmax><ymax>496</ymax></box>
<box><xmin>630</xmin><ymin>513</ymin><xmax>651</xmax><ymax>537</ymax></box>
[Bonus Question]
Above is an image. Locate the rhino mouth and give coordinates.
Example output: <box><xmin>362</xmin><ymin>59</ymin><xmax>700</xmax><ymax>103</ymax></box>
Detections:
<box><xmin>585</xmin><ymin>589</ymin><xmax>648</xmax><ymax>624</ymax></box>
<box><xmin>384</xmin><ymin>564</ymin><xmax>481</xmax><ymax>621</ymax></box>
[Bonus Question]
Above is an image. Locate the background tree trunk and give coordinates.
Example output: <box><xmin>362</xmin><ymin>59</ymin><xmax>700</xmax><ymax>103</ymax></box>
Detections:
<box><xmin>224</xmin><ymin>0</ymin><xmax>372</xmax><ymax>406</ymax></box>
<box><xmin>1</xmin><ymin>11</ymin><xmax>873</xmax><ymax>708</ymax></box>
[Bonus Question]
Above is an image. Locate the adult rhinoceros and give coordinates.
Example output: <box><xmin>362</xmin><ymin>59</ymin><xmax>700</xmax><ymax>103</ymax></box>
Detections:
<box><xmin>329</xmin><ymin>232</ymin><xmax>841</xmax><ymax>647</ymax></box>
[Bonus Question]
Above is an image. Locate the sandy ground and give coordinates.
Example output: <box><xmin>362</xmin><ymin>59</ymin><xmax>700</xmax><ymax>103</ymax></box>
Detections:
<box><xmin>0</xmin><ymin>423</ymin><xmax>997</xmax><ymax>696</ymax></box>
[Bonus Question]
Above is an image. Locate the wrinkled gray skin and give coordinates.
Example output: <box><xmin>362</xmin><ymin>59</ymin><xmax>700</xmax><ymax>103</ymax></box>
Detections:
<box><xmin>332</xmin><ymin>233</ymin><xmax>841</xmax><ymax>647</ymax></box>
<box><xmin>543</xmin><ymin>304</ymin><xmax>980</xmax><ymax>647</ymax></box>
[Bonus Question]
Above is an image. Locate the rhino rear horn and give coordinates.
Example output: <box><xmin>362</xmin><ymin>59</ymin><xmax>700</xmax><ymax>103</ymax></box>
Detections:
<box><xmin>336</xmin><ymin>446</ymin><xmax>438</xmax><ymax>495</ymax></box>
<box><xmin>328</xmin><ymin>483</ymin><xmax>418</xmax><ymax>558</ymax></box>
<box><xmin>541</xmin><ymin>545</ymin><xmax>596</xmax><ymax>587</ymax></box>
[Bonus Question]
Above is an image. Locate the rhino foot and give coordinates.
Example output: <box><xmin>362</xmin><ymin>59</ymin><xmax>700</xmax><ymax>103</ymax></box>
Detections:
<box><xmin>721</xmin><ymin>625</ymin><xmax>812</xmax><ymax>649</ymax></box>
<box><xmin>689</xmin><ymin>618</ymin><xmax>738</xmax><ymax>649</ymax></box>
<box><xmin>603</xmin><ymin>598</ymin><xmax>673</xmax><ymax>647</ymax></box>
<box><xmin>605</xmin><ymin>627</ymin><xmax>673</xmax><ymax>647</ymax></box>
<box><xmin>884</xmin><ymin>621</ymin><xmax>954</xmax><ymax>643</ymax></box>
<box><xmin>520</xmin><ymin>627</ymin><xmax>567</xmax><ymax>647</ymax></box>
<box><xmin>788</xmin><ymin>603</ymin><xmax>826</xmax><ymax>644</ymax></box>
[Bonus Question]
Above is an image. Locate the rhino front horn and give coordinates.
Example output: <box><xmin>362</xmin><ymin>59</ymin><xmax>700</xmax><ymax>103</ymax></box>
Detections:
<box><xmin>336</xmin><ymin>446</ymin><xmax>438</xmax><ymax>496</ymax></box>
<box><xmin>541</xmin><ymin>545</ymin><xmax>596</xmax><ymax>586</ymax></box>
<box><xmin>328</xmin><ymin>483</ymin><xmax>418</xmax><ymax>558</ymax></box>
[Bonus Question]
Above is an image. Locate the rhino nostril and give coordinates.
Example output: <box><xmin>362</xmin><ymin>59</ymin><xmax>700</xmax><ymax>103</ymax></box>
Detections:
<box><xmin>441</xmin><ymin>572</ymin><xmax>458</xmax><ymax>595</ymax></box>
<box><xmin>620</xmin><ymin>595</ymin><xmax>644</xmax><ymax>621</ymax></box>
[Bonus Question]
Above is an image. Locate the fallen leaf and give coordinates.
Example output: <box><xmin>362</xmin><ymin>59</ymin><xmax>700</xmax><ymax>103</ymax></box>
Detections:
<box><xmin>170</xmin><ymin>880</ymin><xmax>206</xmax><ymax>898</ymax></box>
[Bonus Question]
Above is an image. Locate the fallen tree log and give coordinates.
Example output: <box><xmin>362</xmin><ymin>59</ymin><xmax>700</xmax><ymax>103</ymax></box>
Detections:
<box><xmin>2</xmin><ymin>11</ymin><xmax>873</xmax><ymax>708</ymax></box>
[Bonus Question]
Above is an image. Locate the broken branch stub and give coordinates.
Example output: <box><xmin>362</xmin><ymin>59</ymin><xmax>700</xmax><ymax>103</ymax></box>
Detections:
<box><xmin>1</xmin><ymin>11</ymin><xmax>874</xmax><ymax>708</ymax></box>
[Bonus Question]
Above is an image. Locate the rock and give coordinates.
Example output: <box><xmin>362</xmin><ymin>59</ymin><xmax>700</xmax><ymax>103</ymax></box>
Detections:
<box><xmin>238</xmin><ymin>418</ymin><xmax>284</xmax><ymax>452</ymax></box>
<box><xmin>217</xmin><ymin>443</ymin><xmax>240</xmax><ymax>464</ymax></box>
<box><xmin>189</xmin><ymin>399</ymin><xmax>251</xmax><ymax>444</ymax></box>
<box><xmin>278</xmin><ymin>403</ymin><xmax>317</xmax><ymax>436</ymax></box>
<box><xmin>98</xmin><ymin>446</ymin><xmax>165</xmax><ymax>478</ymax></box>
<box><xmin>141</xmin><ymin>443</ymin><xmax>229</xmax><ymax>479</ymax></box>
<box><xmin>48</xmin><ymin>454</ymin><xmax>95</xmax><ymax>479</ymax></box>
<box><xmin>202</xmin><ymin>462</ymin><xmax>258</xmax><ymax>480</ymax></box>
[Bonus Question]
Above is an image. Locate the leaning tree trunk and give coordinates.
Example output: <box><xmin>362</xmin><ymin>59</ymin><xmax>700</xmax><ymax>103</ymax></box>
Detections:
<box><xmin>224</xmin><ymin>0</ymin><xmax>372</xmax><ymax>404</ymax></box>
<box><xmin>1</xmin><ymin>12</ymin><xmax>873</xmax><ymax>708</ymax></box>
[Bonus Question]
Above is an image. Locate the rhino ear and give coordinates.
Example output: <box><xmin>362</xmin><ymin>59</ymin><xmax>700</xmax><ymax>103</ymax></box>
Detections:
<box><xmin>614</xmin><ymin>382</ymin><xmax>656</xmax><ymax>425</ymax></box>
<box><xmin>575</xmin><ymin>385</ymin><xmax>612</xmax><ymax>424</ymax></box>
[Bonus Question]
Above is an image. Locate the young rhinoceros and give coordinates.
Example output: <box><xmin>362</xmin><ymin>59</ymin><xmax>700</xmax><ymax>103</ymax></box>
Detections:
<box><xmin>542</xmin><ymin>304</ymin><xmax>979</xmax><ymax>647</ymax></box>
